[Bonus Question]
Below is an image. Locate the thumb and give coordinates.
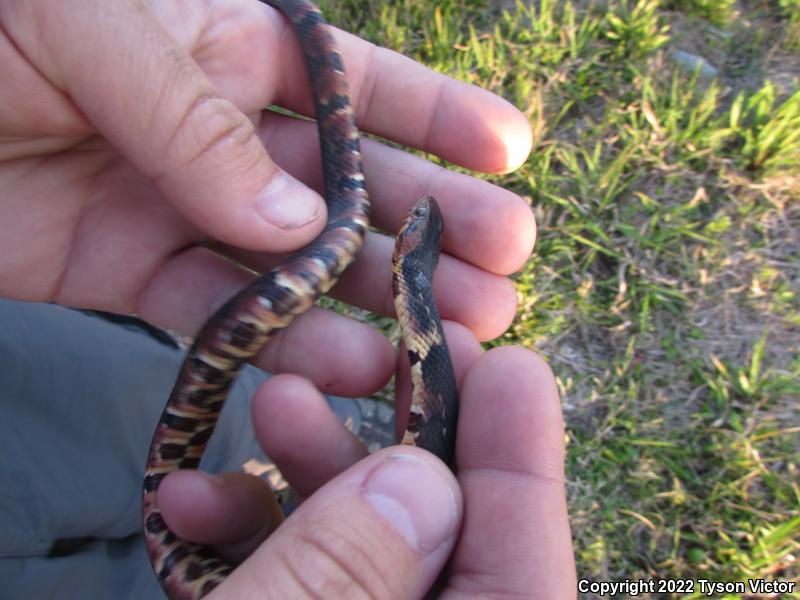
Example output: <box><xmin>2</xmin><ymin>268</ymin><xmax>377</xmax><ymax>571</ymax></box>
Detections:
<box><xmin>209</xmin><ymin>448</ymin><xmax>463</xmax><ymax>599</ymax></box>
<box><xmin>39</xmin><ymin>0</ymin><xmax>325</xmax><ymax>253</ymax></box>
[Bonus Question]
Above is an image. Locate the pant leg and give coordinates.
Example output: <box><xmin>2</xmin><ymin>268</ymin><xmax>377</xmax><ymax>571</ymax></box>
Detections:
<box><xmin>0</xmin><ymin>299</ymin><xmax>269</xmax><ymax>599</ymax></box>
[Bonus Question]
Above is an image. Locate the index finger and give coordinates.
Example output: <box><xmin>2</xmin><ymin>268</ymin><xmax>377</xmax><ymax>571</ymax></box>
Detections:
<box><xmin>264</xmin><ymin>5</ymin><xmax>532</xmax><ymax>174</ymax></box>
<box><xmin>448</xmin><ymin>347</ymin><xmax>576</xmax><ymax>597</ymax></box>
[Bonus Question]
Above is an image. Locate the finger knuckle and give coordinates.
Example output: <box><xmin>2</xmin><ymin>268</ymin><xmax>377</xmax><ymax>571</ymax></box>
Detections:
<box><xmin>279</xmin><ymin>524</ymin><xmax>388</xmax><ymax>599</ymax></box>
<box><xmin>165</xmin><ymin>94</ymin><xmax>258</xmax><ymax>174</ymax></box>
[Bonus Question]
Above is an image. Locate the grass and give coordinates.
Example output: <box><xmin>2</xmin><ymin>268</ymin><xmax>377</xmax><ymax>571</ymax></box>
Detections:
<box><xmin>318</xmin><ymin>0</ymin><xmax>799</xmax><ymax>597</ymax></box>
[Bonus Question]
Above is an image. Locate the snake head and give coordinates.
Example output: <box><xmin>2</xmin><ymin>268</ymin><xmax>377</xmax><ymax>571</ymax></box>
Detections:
<box><xmin>395</xmin><ymin>196</ymin><xmax>444</xmax><ymax>259</ymax></box>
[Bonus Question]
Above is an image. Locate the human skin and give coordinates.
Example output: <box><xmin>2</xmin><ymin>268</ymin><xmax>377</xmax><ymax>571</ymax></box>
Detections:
<box><xmin>0</xmin><ymin>1</ymin><xmax>576</xmax><ymax>597</ymax></box>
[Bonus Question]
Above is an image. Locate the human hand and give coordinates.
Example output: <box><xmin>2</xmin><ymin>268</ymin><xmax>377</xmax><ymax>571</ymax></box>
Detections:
<box><xmin>158</xmin><ymin>330</ymin><xmax>576</xmax><ymax>598</ymax></box>
<box><xmin>0</xmin><ymin>0</ymin><xmax>533</xmax><ymax>400</ymax></box>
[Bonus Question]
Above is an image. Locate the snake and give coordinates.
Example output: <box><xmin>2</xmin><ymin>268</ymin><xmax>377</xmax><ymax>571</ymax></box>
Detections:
<box><xmin>142</xmin><ymin>1</ymin><xmax>459</xmax><ymax>598</ymax></box>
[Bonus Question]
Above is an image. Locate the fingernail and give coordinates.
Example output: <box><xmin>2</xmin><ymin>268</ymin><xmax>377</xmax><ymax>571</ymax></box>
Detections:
<box><xmin>255</xmin><ymin>172</ymin><xmax>321</xmax><ymax>229</ymax></box>
<box><xmin>198</xmin><ymin>471</ymin><xmax>227</xmax><ymax>487</ymax></box>
<box><xmin>363</xmin><ymin>453</ymin><xmax>458</xmax><ymax>553</ymax></box>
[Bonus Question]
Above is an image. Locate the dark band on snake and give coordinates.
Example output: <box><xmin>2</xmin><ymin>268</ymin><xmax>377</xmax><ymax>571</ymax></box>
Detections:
<box><xmin>142</xmin><ymin>1</ymin><xmax>458</xmax><ymax>598</ymax></box>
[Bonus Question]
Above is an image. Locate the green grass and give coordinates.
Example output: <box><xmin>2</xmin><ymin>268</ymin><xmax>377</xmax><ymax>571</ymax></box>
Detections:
<box><xmin>319</xmin><ymin>0</ymin><xmax>799</xmax><ymax>596</ymax></box>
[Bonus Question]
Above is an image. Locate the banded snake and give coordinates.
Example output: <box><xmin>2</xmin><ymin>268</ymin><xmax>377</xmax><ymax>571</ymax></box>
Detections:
<box><xmin>142</xmin><ymin>1</ymin><xmax>458</xmax><ymax>597</ymax></box>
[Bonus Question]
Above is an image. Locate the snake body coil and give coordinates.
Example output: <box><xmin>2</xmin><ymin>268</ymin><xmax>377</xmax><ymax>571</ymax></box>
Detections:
<box><xmin>143</xmin><ymin>1</ymin><xmax>457</xmax><ymax>598</ymax></box>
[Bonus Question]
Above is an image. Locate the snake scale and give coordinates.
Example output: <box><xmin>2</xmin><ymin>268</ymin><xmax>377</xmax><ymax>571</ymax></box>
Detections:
<box><xmin>142</xmin><ymin>1</ymin><xmax>458</xmax><ymax>598</ymax></box>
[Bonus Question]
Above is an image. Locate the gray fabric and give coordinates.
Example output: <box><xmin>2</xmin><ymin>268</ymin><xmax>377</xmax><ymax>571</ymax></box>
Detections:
<box><xmin>0</xmin><ymin>299</ymin><xmax>269</xmax><ymax>599</ymax></box>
